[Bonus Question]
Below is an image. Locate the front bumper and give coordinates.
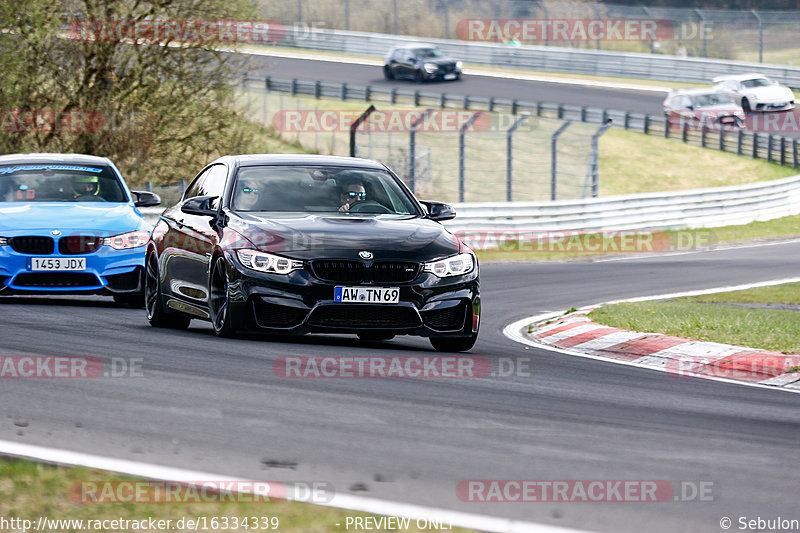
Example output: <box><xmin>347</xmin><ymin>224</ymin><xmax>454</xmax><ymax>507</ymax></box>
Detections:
<box><xmin>0</xmin><ymin>244</ymin><xmax>145</xmax><ymax>296</ymax></box>
<box><xmin>224</xmin><ymin>253</ymin><xmax>480</xmax><ymax>338</ymax></box>
<box><xmin>752</xmin><ymin>99</ymin><xmax>795</xmax><ymax>112</ymax></box>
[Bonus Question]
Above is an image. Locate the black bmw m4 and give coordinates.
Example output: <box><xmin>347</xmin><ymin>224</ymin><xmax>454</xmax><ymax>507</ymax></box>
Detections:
<box><xmin>145</xmin><ymin>154</ymin><xmax>479</xmax><ymax>351</ymax></box>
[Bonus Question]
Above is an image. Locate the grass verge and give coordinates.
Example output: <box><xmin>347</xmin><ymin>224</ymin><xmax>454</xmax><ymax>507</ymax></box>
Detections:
<box><xmin>587</xmin><ymin>283</ymin><xmax>800</xmax><ymax>354</ymax></box>
<box><xmin>0</xmin><ymin>458</ymin><xmax>480</xmax><ymax>533</ymax></box>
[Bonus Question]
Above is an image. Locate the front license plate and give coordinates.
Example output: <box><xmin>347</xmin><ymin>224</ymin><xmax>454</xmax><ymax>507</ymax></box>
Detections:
<box><xmin>444</xmin><ymin>73</ymin><xmax>457</xmax><ymax>80</ymax></box>
<box><xmin>29</xmin><ymin>257</ymin><xmax>86</xmax><ymax>271</ymax></box>
<box><xmin>334</xmin><ymin>286</ymin><xmax>400</xmax><ymax>304</ymax></box>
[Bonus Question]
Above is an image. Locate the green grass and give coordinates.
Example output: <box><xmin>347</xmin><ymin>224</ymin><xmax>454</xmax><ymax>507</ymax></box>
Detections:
<box><xmin>588</xmin><ymin>299</ymin><xmax>800</xmax><ymax>354</ymax></box>
<box><xmin>0</xmin><ymin>458</ymin><xmax>479</xmax><ymax>533</ymax></box>
<box><xmin>684</xmin><ymin>282</ymin><xmax>800</xmax><ymax>305</ymax></box>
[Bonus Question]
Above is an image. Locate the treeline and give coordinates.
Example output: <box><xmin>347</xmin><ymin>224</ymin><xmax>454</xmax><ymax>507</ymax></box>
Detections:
<box><xmin>597</xmin><ymin>0</ymin><xmax>799</xmax><ymax>9</ymax></box>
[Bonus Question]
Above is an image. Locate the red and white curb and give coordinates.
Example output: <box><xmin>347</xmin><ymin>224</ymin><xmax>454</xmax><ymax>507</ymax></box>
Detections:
<box><xmin>504</xmin><ymin>277</ymin><xmax>800</xmax><ymax>393</ymax></box>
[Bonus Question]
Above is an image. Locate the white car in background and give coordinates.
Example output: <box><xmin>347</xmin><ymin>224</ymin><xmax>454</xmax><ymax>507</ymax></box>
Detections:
<box><xmin>712</xmin><ymin>73</ymin><xmax>795</xmax><ymax>113</ymax></box>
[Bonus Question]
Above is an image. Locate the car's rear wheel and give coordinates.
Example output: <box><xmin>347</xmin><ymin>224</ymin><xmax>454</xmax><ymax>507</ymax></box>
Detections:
<box><xmin>209</xmin><ymin>257</ymin><xmax>237</xmax><ymax>338</ymax></box>
<box><xmin>145</xmin><ymin>253</ymin><xmax>191</xmax><ymax>329</ymax></box>
<box><xmin>742</xmin><ymin>98</ymin><xmax>751</xmax><ymax>112</ymax></box>
<box><xmin>358</xmin><ymin>332</ymin><xmax>395</xmax><ymax>342</ymax></box>
<box><xmin>430</xmin><ymin>333</ymin><xmax>477</xmax><ymax>352</ymax></box>
<box><xmin>383</xmin><ymin>65</ymin><xmax>394</xmax><ymax>80</ymax></box>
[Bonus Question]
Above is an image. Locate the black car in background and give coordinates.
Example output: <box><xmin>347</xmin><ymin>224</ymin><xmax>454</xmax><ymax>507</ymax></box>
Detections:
<box><xmin>383</xmin><ymin>44</ymin><xmax>462</xmax><ymax>82</ymax></box>
<box><xmin>145</xmin><ymin>154</ymin><xmax>480</xmax><ymax>352</ymax></box>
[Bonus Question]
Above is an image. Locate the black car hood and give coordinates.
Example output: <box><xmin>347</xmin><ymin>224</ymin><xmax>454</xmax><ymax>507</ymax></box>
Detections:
<box><xmin>424</xmin><ymin>57</ymin><xmax>457</xmax><ymax>66</ymax></box>
<box><xmin>227</xmin><ymin>213</ymin><xmax>461</xmax><ymax>261</ymax></box>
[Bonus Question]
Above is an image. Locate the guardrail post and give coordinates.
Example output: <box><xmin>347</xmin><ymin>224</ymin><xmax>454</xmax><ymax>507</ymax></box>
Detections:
<box><xmin>767</xmin><ymin>134</ymin><xmax>774</xmax><ymax>162</ymax></box>
<box><xmin>440</xmin><ymin>93</ymin><xmax>446</xmax><ymax>109</ymax></box>
<box><xmin>664</xmin><ymin>119</ymin><xmax>670</xmax><ymax>138</ymax></box>
<box><xmin>265</xmin><ymin>76</ymin><xmax>271</xmax><ymax>91</ymax></box>
<box><xmin>701</xmin><ymin>127</ymin><xmax>707</xmax><ymax>148</ymax></box>
<box><xmin>290</xmin><ymin>79</ymin><xmax>297</xmax><ymax>96</ymax></box>
<box><xmin>408</xmin><ymin>109</ymin><xmax>434</xmax><ymax>194</ymax></box>
<box><xmin>580</xmin><ymin>106</ymin><xmax>587</xmax><ymax>122</ymax></box>
<box><xmin>314</xmin><ymin>80</ymin><xmax>321</xmax><ymax>99</ymax></box>
<box><xmin>391</xmin><ymin>88</ymin><xmax>397</xmax><ymax>104</ymax></box>
<box><xmin>719</xmin><ymin>129</ymin><xmax>725</xmax><ymax>151</ymax></box>
<box><xmin>341</xmin><ymin>83</ymin><xmax>347</xmax><ymax>100</ymax></box>
<box><xmin>463</xmin><ymin>95</ymin><xmax>469</xmax><ymax>110</ymax></box>
<box><xmin>536</xmin><ymin>102</ymin><xmax>542</xmax><ymax>117</ymax></box>
<box><xmin>364</xmin><ymin>85</ymin><xmax>371</xmax><ymax>102</ymax></box>
<box><xmin>737</xmin><ymin>129</ymin><xmax>743</xmax><ymax>155</ymax></box>
<box><xmin>794</xmin><ymin>139</ymin><xmax>798</xmax><ymax>168</ymax></box>
<box><xmin>349</xmin><ymin>105</ymin><xmax>376</xmax><ymax>157</ymax></box>
<box><xmin>780</xmin><ymin>137</ymin><xmax>786</xmax><ymax>166</ymax></box>
<box><xmin>682</xmin><ymin>122</ymin><xmax>688</xmax><ymax>143</ymax></box>
<box><xmin>506</xmin><ymin>114</ymin><xmax>530</xmax><ymax>202</ymax></box>
<box><xmin>489</xmin><ymin>97</ymin><xmax>495</xmax><ymax>112</ymax></box>
<box><xmin>643</xmin><ymin>115</ymin><xmax>650</xmax><ymax>135</ymax></box>
<box><xmin>414</xmin><ymin>90</ymin><xmax>421</xmax><ymax>106</ymax></box>
<box><xmin>551</xmin><ymin>121</ymin><xmax>572</xmax><ymax>201</ymax></box>
<box><xmin>511</xmin><ymin>100</ymin><xmax>518</xmax><ymax>115</ymax></box>
<box><xmin>459</xmin><ymin>112</ymin><xmax>484</xmax><ymax>202</ymax></box>
<box><xmin>752</xmin><ymin>132</ymin><xmax>759</xmax><ymax>159</ymax></box>
<box><xmin>601</xmin><ymin>109</ymin><xmax>608</xmax><ymax>124</ymax></box>
<box><xmin>624</xmin><ymin>112</ymin><xmax>630</xmax><ymax>130</ymax></box>
<box><xmin>557</xmin><ymin>104</ymin><xmax>564</xmax><ymax>119</ymax></box>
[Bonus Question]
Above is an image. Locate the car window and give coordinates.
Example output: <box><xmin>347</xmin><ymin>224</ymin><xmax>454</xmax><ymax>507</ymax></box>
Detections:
<box><xmin>184</xmin><ymin>166</ymin><xmax>213</xmax><ymax>200</ymax></box>
<box><xmin>202</xmin><ymin>165</ymin><xmax>228</xmax><ymax>210</ymax></box>
<box><xmin>0</xmin><ymin>164</ymin><xmax>127</xmax><ymax>202</ymax></box>
<box><xmin>742</xmin><ymin>78</ymin><xmax>772</xmax><ymax>88</ymax></box>
<box><xmin>692</xmin><ymin>93</ymin><xmax>735</xmax><ymax>107</ymax></box>
<box><xmin>231</xmin><ymin>165</ymin><xmax>418</xmax><ymax>216</ymax></box>
<box><xmin>414</xmin><ymin>47</ymin><xmax>443</xmax><ymax>59</ymax></box>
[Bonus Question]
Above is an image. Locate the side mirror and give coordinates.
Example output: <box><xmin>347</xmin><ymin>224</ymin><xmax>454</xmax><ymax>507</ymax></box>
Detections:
<box><xmin>420</xmin><ymin>201</ymin><xmax>456</xmax><ymax>222</ymax></box>
<box><xmin>181</xmin><ymin>195</ymin><xmax>218</xmax><ymax>217</ymax></box>
<box><xmin>132</xmin><ymin>190</ymin><xmax>161</xmax><ymax>207</ymax></box>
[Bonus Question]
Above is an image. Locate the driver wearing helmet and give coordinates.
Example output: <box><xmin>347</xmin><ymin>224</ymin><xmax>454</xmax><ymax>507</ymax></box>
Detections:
<box><xmin>72</xmin><ymin>174</ymin><xmax>102</xmax><ymax>201</ymax></box>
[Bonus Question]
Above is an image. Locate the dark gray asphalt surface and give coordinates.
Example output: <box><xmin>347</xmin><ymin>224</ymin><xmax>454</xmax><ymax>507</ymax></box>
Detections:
<box><xmin>244</xmin><ymin>55</ymin><xmax>666</xmax><ymax>114</ymax></box>
<box><xmin>2</xmin><ymin>242</ymin><xmax>800</xmax><ymax>532</ymax></box>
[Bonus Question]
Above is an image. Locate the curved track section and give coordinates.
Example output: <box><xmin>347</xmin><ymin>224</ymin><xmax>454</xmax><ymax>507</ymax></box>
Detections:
<box><xmin>2</xmin><ymin>242</ymin><xmax>800</xmax><ymax>532</ymax></box>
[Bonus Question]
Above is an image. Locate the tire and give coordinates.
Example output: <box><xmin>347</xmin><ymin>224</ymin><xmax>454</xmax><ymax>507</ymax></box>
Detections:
<box><xmin>414</xmin><ymin>69</ymin><xmax>424</xmax><ymax>83</ymax></box>
<box><xmin>383</xmin><ymin>65</ymin><xmax>394</xmax><ymax>80</ymax></box>
<box><xmin>357</xmin><ymin>332</ymin><xmax>395</xmax><ymax>342</ymax></box>
<box><xmin>144</xmin><ymin>253</ymin><xmax>191</xmax><ymax>329</ymax></box>
<box><xmin>209</xmin><ymin>257</ymin><xmax>238</xmax><ymax>338</ymax></box>
<box><xmin>114</xmin><ymin>293</ymin><xmax>144</xmax><ymax>308</ymax></box>
<box><xmin>742</xmin><ymin>98</ymin><xmax>751</xmax><ymax>113</ymax></box>
<box><xmin>430</xmin><ymin>334</ymin><xmax>478</xmax><ymax>352</ymax></box>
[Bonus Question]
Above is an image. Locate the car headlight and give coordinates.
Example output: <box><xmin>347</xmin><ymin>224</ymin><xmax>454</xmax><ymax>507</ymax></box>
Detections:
<box><xmin>455</xmin><ymin>60</ymin><xmax>463</xmax><ymax>70</ymax></box>
<box><xmin>423</xmin><ymin>252</ymin><xmax>474</xmax><ymax>278</ymax></box>
<box><xmin>424</xmin><ymin>62</ymin><xmax>438</xmax><ymax>73</ymax></box>
<box><xmin>102</xmin><ymin>230</ymin><xmax>149</xmax><ymax>249</ymax></box>
<box><xmin>236</xmin><ymin>249</ymin><xmax>303</xmax><ymax>274</ymax></box>
<box><xmin>0</xmin><ymin>237</ymin><xmax>7</xmax><ymax>246</ymax></box>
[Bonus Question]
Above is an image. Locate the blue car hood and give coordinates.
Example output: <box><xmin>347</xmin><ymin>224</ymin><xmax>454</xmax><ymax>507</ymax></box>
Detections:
<box><xmin>0</xmin><ymin>202</ymin><xmax>149</xmax><ymax>236</ymax></box>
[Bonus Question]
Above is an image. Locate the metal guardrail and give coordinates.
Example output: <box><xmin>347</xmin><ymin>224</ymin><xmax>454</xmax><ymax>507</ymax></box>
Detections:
<box><xmin>272</xmin><ymin>26</ymin><xmax>800</xmax><ymax>90</ymax></box>
<box><xmin>138</xmin><ymin>173</ymin><xmax>800</xmax><ymax>232</ymax></box>
<box><xmin>258</xmin><ymin>76</ymin><xmax>800</xmax><ymax>168</ymax></box>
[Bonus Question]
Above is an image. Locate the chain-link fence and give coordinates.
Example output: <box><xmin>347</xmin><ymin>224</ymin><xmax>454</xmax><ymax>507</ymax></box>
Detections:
<box><xmin>258</xmin><ymin>0</ymin><xmax>800</xmax><ymax>65</ymax></box>
<box><xmin>236</xmin><ymin>79</ymin><xmax>608</xmax><ymax>203</ymax></box>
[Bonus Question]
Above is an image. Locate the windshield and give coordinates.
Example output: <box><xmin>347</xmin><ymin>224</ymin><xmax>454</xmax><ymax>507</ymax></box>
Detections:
<box><xmin>414</xmin><ymin>47</ymin><xmax>443</xmax><ymax>59</ymax></box>
<box><xmin>741</xmin><ymin>77</ymin><xmax>774</xmax><ymax>88</ymax></box>
<box><xmin>691</xmin><ymin>93</ymin><xmax>735</xmax><ymax>107</ymax></box>
<box><xmin>232</xmin><ymin>165</ymin><xmax>419</xmax><ymax>216</ymax></box>
<box><xmin>0</xmin><ymin>164</ymin><xmax>127</xmax><ymax>202</ymax></box>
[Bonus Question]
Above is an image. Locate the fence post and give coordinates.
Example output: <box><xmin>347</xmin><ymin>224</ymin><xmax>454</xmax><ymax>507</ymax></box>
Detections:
<box><xmin>341</xmin><ymin>83</ymin><xmax>347</xmax><ymax>100</ymax></box>
<box><xmin>794</xmin><ymin>139</ymin><xmax>798</xmax><ymax>168</ymax></box>
<box><xmin>719</xmin><ymin>129</ymin><xmax>725</xmax><ymax>151</ymax></box>
<box><xmin>694</xmin><ymin>9</ymin><xmax>707</xmax><ymax>58</ymax></box>
<box><xmin>624</xmin><ymin>112</ymin><xmax>630</xmax><ymax>130</ymax></box>
<box><xmin>751</xmin><ymin>10</ymin><xmax>763</xmax><ymax>63</ymax></box>
<box><xmin>780</xmin><ymin>137</ymin><xmax>786</xmax><ymax>166</ymax></box>
<box><xmin>682</xmin><ymin>122</ymin><xmax>688</xmax><ymax>143</ymax></box>
<box><xmin>585</xmin><ymin>121</ymin><xmax>613</xmax><ymax>198</ymax></box>
<box><xmin>737</xmin><ymin>129</ymin><xmax>743</xmax><ymax>155</ymax></box>
<box><xmin>664</xmin><ymin>118</ymin><xmax>670</xmax><ymax>138</ymax></box>
<box><xmin>290</xmin><ymin>78</ymin><xmax>297</xmax><ymax>96</ymax></box>
<box><xmin>349</xmin><ymin>105</ymin><xmax>376</xmax><ymax>157</ymax></box>
<box><xmin>408</xmin><ymin>109</ymin><xmax>434</xmax><ymax>194</ymax></box>
<box><xmin>463</xmin><ymin>95</ymin><xmax>469</xmax><ymax>110</ymax></box>
<box><xmin>365</xmin><ymin>85</ymin><xmax>371</xmax><ymax>102</ymax></box>
<box><xmin>440</xmin><ymin>93</ymin><xmax>446</xmax><ymax>109</ymax></box>
<box><xmin>700</xmin><ymin>127</ymin><xmax>706</xmax><ymax>148</ymax></box>
<box><xmin>506</xmin><ymin>114</ymin><xmax>530</xmax><ymax>202</ymax></box>
<box><xmin>511</xmin><ymin>100</ymin><xmax>518</xmax><ymax>115</ymax></box>
<box><xmin>643</xmin><ymin>115</ymin><xmax>650</xmax><ymax>135</ymax></box>
<box><xmin>314</xmin><ymin>80</ymin><xmax>321</xmax><ymax>99</ymax></box>
<box><xmin>752</xmin><ymin>132</ymin><xmax>759</xmax><ymax>159</ymax></box>
<box><xmin>767</xmin><ymin>134</ymin><xmax>774</xmax><ymax>162</ymax></box>
<box><xmin>458</xmin><ymin>112</ymin><xmax>484</xmax><ymax>202</ymax></box>
<box><xmin>391</xmin><ymin>88</ymin><xmax>397</xmax><ymax>104</ymax></box>
<box><xmin>414</xmin><ymin>90</ymin><xmax>421</xmax><ymax>106</ymax></box>
<box><xmin>551</xmin><ymin>121</ymin><xmax>572</xmax><ymax>201</ymax></box>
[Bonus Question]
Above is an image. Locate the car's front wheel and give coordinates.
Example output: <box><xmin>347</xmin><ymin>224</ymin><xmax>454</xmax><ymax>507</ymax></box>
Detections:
<box><xmin>430</xmin><ymin>333</ymin><xmax>478</xmax><ymax>352</ymax></box>
<box><xmin>209</xmin><ymin>257</ymin><xmax>239</xmax><ymax>338</ymax></box>
<box><xmin>145</xmin><ymin>253</ymin><xmax>191</xmax><ymax>329</ymax></box>
<box><xmin>383</xmin><ymin>65</ymin><xmax>394</xmax><ymax>80</ymax></box>
<box><xmin>742</xmin><ymin>98</ymin><xmax>751</xmax><ymax>112</ymax></box>
<box><xmin>414</xmin><ymin>69</ymin><xmax>424</xmax><ymax>83</ymax></box>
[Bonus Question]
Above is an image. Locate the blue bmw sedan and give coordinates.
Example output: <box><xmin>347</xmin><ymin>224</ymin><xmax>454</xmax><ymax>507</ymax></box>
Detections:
<box><xmin>0</xmin><ymin>154</ymin><xmax>160</xmax><ymax>305</ymax></box>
